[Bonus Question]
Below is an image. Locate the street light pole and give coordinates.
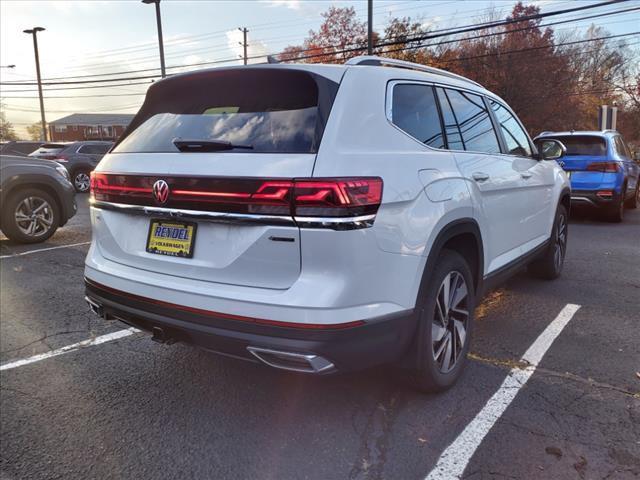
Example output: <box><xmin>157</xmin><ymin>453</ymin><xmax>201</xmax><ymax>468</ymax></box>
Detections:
<box><xmin>367</xmin><ymin>0</ymin><xmax>373</xmax><ymax>55</ymax></box>
<box><xmin>142</xmin><ymin>0</ymin><xmax>166</xmax><ymax>78</ymax></box>
<box><xmin>23</xmin><ymin>27</ymin><xmax>47</xmax><ymax>142</ymax></box>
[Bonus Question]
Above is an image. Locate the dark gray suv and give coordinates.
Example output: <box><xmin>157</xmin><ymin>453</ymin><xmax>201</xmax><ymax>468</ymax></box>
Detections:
<box><xmin>47</xmin><ymin>141</ymin><xmax>112</xmax><ymax>192</ymax></box>
<box><xmin>0</xmin><ymin>155</ymin><xmax>76</xmax><ymax>243</ymax></box>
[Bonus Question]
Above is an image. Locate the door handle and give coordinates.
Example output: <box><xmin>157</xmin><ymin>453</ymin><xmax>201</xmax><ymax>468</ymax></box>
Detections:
<box><xmin>521</xmin><ymin>172</ymin><xmax>533</xmax><ymax>179</ymax></box>
<box><xmin>472</xmin><ymin>172</ymin><xmax>490</xmax><ymax>182</ymax></box>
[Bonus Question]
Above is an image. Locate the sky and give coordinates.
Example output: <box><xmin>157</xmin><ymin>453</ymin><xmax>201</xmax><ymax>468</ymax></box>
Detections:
<box><xmin>1</xmin><ymin>0</ymin><xmax>639</xmax><ymax>138</ymax></box>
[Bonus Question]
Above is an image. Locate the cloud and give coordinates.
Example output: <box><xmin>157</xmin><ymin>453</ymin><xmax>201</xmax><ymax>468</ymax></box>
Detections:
<box><xmin>260</xmin><ymin>0</ymin><xmax>301</xmax><ymax>10</ymax></box>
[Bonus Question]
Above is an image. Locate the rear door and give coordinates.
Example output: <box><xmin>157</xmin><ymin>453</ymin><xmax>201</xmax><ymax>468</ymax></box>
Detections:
<box><xmin>436</xmin><ymin>87</ymin><xmax>524</xmax><ymax>272</ymax></box>
<box><xmin>488</xmin><ymin>99</ymin><xmax>554</xmax><ymax>245</ymax></box>
<box><xmin>92</xmin><ymin>67</ymin><xmax>340</xmax><ymax>290</ymax></box>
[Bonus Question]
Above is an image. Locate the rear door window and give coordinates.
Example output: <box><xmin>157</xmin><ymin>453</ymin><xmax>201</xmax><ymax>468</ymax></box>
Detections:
<box><xmin>113</xmin><ymin>69</ymin><xmax>338</xmax><ymax>154</ymax></box>
<box><xmin>435</xmin><ymin>89</ymin><xmax>464</xmax><ymax>150</ymax></box>
<box><xmin>390</xmin><ymin>83</ymin><xmax>445</xmax><ymax>149</ymax></box>
<box><xmin>440</xmin><ymin>88</ymin><xmax>501</xmax><ymax>154</ymax></box>
<box><xmin>489</xmin><ymin>100</ymin><xmax>532</xmax><ymax>157</ymax></box>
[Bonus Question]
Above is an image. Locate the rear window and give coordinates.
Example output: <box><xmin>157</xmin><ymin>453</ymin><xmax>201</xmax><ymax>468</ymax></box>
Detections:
<box><xmin>113</xmin><ymin>69</ymin><xmax>338</xmax><ymax>154</ymax></box>
<box><xmin>546</xmin><ymin>136</ymin><xmax>607</xmax><ymax>156</ymax></box>
<box><xmin>29</xmin><ymin>144</ymin><xmax>66</xmax><ymax>156</ymax></box>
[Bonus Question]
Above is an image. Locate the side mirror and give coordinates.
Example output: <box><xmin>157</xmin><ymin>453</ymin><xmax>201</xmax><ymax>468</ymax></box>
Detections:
<box><xmin>535</xmin><ymin>138</ymin><xmax>566</xmax><ymax>161</ymax></box>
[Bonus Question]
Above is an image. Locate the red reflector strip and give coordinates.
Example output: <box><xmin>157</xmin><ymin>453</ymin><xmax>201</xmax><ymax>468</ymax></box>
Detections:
<box><xmin>85</xmin><ymin>278</ymin><xmax>366</xmax><ymax>330</ymax></box>
<box><xmin>597</xmin><ymin>190</ymin><xmax>613</xmax><ymax>197</ymax></box>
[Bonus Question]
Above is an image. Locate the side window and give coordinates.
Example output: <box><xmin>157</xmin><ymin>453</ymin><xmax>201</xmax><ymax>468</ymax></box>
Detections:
<box><xmin>435</xmin><ymin>88</ymin><xmax>464</xmax><ymax>150</ymax></box>
<box><xmin>78</xmin><ymin>145</ymin><xmax>93</xmax><ymax>154</ymax></box>
<box><xmin>391</xmin><ymin>84</ymin><xmax>445</xmax><ymax>149</ymax></box>
<box><xmin>614</xmin><ymin>136</ymin><xmax>630</xmax><ymax>159</ymax></box>
<box><xmin>489</xmin><ymin>100</ymin><xmax>533</xmax><ymax>157</ymax></box>
<box><xmin>441</xmin><ymin>88</ymin><xmax>501</xmax><ymax>154</ymax></box>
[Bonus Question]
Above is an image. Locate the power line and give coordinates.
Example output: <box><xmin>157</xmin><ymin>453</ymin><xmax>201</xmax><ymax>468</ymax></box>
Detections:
<box><xmin>4</xmin><ymin>1</ymin><xmax>634</xmax><ymax>87</ymax></box>
<box><xmin>1</xmin><ymin>2</ymin><xmax>635</xmax><ymax>94</ymax></box>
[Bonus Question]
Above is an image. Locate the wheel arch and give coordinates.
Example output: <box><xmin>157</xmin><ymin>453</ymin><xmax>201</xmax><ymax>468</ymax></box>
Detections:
<box><xmin>415</xmin><ymin>218</ymin><xmax>484</xmax><ymax>309</ymax></box>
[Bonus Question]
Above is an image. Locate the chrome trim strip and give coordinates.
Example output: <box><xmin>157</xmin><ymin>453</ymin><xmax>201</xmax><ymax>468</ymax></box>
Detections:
<box><xmin>91</xmin><ymin>200</ymin><xmax>295</xmax><ymax>226</ymax></box>
<box><xmin>294</xmin><ymin>214</ymin><xmax>376</xmax><ymax>230</ymax></box>
<box><xmin>91</xmin><ymin>200</ymin><xmax>375</xmax><ymax>230</ymax></box>
<box><xmin>570</xmin><ymin>196</ymin><xmax>598</xmax><ymax>206</ymax></box>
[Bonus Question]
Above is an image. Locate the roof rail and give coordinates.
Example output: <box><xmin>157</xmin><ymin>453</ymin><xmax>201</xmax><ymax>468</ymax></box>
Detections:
<box><xmin>345</xmin><ymin>55</ymin><xmax>483</xmax><ymax>88</ymax></box>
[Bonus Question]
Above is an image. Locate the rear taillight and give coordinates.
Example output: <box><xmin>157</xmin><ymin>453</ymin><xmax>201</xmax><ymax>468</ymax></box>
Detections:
<box><xmin>586</xmin><ymin>162</ymin><xmax>619</xmax><ymax>173</ymax></box>
<box><xmin>293</xmin><ymin>178</ymin><xmax>383</xmax><ymax>217</ymax></box>
<box><xmin>90</xmin><ymin>174</ymin><xmax>383</xmax><ymax>219</ymax></box>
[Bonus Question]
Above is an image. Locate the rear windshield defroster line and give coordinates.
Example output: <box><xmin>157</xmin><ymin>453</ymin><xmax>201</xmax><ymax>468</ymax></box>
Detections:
<box><xmin>113</xmin><ymin>68</ymin><xmax>339</xmax><ymax>155</ymax></box>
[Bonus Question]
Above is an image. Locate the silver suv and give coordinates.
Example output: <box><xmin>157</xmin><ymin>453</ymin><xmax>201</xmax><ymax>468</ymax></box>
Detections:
<box><xmin>84</xmin><ymin>57</ymin><xmax>570</xmax><ymax>391</ymax></box>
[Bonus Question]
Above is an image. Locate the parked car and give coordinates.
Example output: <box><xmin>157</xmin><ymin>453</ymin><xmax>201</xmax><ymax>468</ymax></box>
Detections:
<box><xmin>84</xmin><ymin>57</ymin><xmax>570</xmax><ymax>392</ymax></box>
<box><xmin>28</xmin><ymin>143</ymin><xmax>69</xmax><ymax>160</ymax></box>
<box><xmin>535</xmin><ymin>130</ymin><xmax>640</xmax><ymax>222</ymax></box>
<box><xmin>51</xmin><ymin>141</ymin><xmax>113</xmax><ymax>192</ymax></box>
<box><xmin>0</xmin><ymin>141</ymin><xmax>43</xmax><ymax>157</ymax></box>
<box><xmin>0</xmin><ymin>155</ymin><xmax>76</xmax><ymax>243</ymax></box>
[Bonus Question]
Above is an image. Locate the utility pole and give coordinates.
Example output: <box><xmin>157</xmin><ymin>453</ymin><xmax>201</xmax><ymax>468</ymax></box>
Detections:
<box><xmin>367</xmin><ymin>0</ymin><xmax>373</xmax><ymax>55</ymax></box>
<box><xmin>142</xmin><ymin>0</ymin><xmax>166</xmax><ymax>78</ymax></box>
<box><xmin>238</xmin><ymin>27</ymin><xmax>248</xmax><ymax>65</ymax></box>
<box><xmin>23</xmin><ymin>27</ymin><xmax>47</xmax><ymax>142</ymax></box>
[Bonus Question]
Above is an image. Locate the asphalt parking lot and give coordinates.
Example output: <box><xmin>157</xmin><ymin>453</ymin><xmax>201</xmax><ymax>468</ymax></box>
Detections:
<box><xmin>1</xmin><ymin>195</ymin><xmax>639</xmax><ymax>480</ymax></box>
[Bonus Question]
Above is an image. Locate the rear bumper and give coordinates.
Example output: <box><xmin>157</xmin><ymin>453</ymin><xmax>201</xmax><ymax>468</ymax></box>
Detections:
<box><xmin>84</xmin><ymin>278</ymin><xmax>416</xmax><ymax>373</ymax></box>
<box><xmin>570</xmin><ymin>189</ymin><xmax>623</xmax><ymax>209</ymax></box>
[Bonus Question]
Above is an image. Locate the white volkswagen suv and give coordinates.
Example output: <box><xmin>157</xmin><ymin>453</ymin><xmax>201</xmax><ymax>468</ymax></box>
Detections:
<box><xmin>85</xmin><ymin>56</ymin><xmax>570</xmax><ymax>391</ymax></box>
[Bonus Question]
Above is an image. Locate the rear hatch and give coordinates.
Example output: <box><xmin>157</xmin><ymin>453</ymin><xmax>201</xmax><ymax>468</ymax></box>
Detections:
<box><xmin>544</xmin><ymin>135</ymin><xmax>609</xmax><ymax>189</ymax></box>
<box><xmin>92</xmin><ymin>67</ymin><xmax>341</xmax><ymax>289</ymax></box>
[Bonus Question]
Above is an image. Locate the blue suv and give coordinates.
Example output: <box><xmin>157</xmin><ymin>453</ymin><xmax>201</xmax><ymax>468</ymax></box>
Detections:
<box><xmin>534</xmin><ymin>130</ymin><xmax>639</xmax><ymax>222</ymax></box>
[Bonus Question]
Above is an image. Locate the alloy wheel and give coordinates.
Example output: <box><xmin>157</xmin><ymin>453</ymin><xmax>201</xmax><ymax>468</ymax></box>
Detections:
<box><xmin>74</xmin><ymin>172</ymin><xmax>91</xmax><ymax>192</ymax></box>
<box><xmin>432</xmin><ymin>271</ymin><xmax>469</xmax><ymax>373</ymax></box>
<box><xmin>14</xmin><ymin>196</ymin><xmax>54</xmax><ymax>238</ymax></box>
<box><xmin>553</xmin><ymin>213</ymin><xmax>567</xmax><ymax>272</ymax></box>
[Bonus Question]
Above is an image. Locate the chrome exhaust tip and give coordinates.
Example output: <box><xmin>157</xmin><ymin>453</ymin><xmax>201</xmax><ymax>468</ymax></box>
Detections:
<box><xmin>247</xmin><ymin>346</ymin><xmax>335</xmax><ymax>374</ymax></box>
<box><xmin>85</xmin><ymin>296</ymin><xmax>104</xmax><ymax>317</ymax></box>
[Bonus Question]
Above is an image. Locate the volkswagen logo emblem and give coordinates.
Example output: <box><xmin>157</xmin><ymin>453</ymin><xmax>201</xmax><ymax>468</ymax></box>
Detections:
<box><xmin>152</xmin><ymin>179</ymin><xmax>170</xmax><ymax>205</ymax></box>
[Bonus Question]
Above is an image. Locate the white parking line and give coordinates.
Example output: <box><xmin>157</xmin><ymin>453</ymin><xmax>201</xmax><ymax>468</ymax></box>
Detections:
<box><xmin>0</xmin><ymin>328</ymin><xmax>140</xmax><ymax>371</ymax></box>
<box><xmin>0</xmin><ymin>241</ymin><xmax>90</xmax><ymax>259</ymax></box>
<box><xmin>425</xmin><ymin>303</ymin><xmax>581</xmax><ymax>480</ymax></box>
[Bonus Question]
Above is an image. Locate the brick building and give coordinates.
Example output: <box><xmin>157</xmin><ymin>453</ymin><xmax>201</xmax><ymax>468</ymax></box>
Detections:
<box><xmin>48</xmin><ymin>113</ymin><xmax>134</xmax><ymax>142</ymax></box>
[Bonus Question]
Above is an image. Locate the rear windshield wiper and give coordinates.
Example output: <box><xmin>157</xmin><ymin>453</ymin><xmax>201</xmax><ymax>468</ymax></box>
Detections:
<box><xmin>172</xmin><ymin>138</ymin><xmax>254</xmax><ymax>152</ymax></box>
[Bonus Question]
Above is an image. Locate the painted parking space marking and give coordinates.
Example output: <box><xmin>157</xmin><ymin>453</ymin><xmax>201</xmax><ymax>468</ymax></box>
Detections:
<box><xmin>0</xmin><ymin>328</ymin><xmax>140</xmax><ymax>371</ymax></box>
<box><xmin>425</xmin><ymin>303</ymin><xmax>581</xmax><ymax>480</ymax></box>
<box><xmin>0</xmin><ymin>241</ymin><xmax>90</xmax><ymax>259</ymax></box>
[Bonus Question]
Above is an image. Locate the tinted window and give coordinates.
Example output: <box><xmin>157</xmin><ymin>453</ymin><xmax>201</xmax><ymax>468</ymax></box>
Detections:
<box><xmin>435</xmin><ymin>88</ymin><xmax>464</xmax><ymax>150</ymax></box>
<box><xmin>490</xmin><ymin>101</ymin><xmax>532</xmax><ymax>157</ymax></box>
<box><xmin>442</xmin><ymin>89</ymin><xmax>500</xmax><ymax>154</ymax></box>
<box><xmin>391</xmin><ymin>84</ymin><xmax>445</xmax><ymax>148</ymax></box>
<box><xmin>113</xmin><ymin>69</ymin><xmax>334</xmax><ymax>154</ymax></box>
<box><xmin>614</xmin><ymin>136</ymin><xmax>631</xmax><ymax>159</ymax></box>
<box><xmin>79</xmin><ymin>144</ymin><xmax>110</xmax><ymax>154</ymax></box>
<box><xmin>545</xmin><ymin>136</ymin><xmax>606</xmax><ymax>156</ymax></box>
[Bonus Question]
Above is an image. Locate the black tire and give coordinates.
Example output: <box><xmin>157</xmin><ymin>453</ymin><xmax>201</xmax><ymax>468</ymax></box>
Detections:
<box><xmin>72</xmin><ymin>168</ymin><xmax>91</xmax><ymax>193</ymax></box>
<box><xmin>1</xmin><ymin>188</ymin><xmax>60</xmax><ymax>244</ymax></box>
<box><xmin>529</xmin><ymin>203</ymin><xmax>568</xmax><ymax>280</ymax></box>
<box><xmin>625</xmin><ymin>183</ymin><xmax>639</xmax><ymax>209</ymax></box>
<box><xmin>604</xmin><ymin>192</ymin><xmax>624</xmax><ymax>223</ymax></box>
<box><xmin>405</xmin><ymin>249</ymin><xmax>475</xmax><ymax>393</ymax></box>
